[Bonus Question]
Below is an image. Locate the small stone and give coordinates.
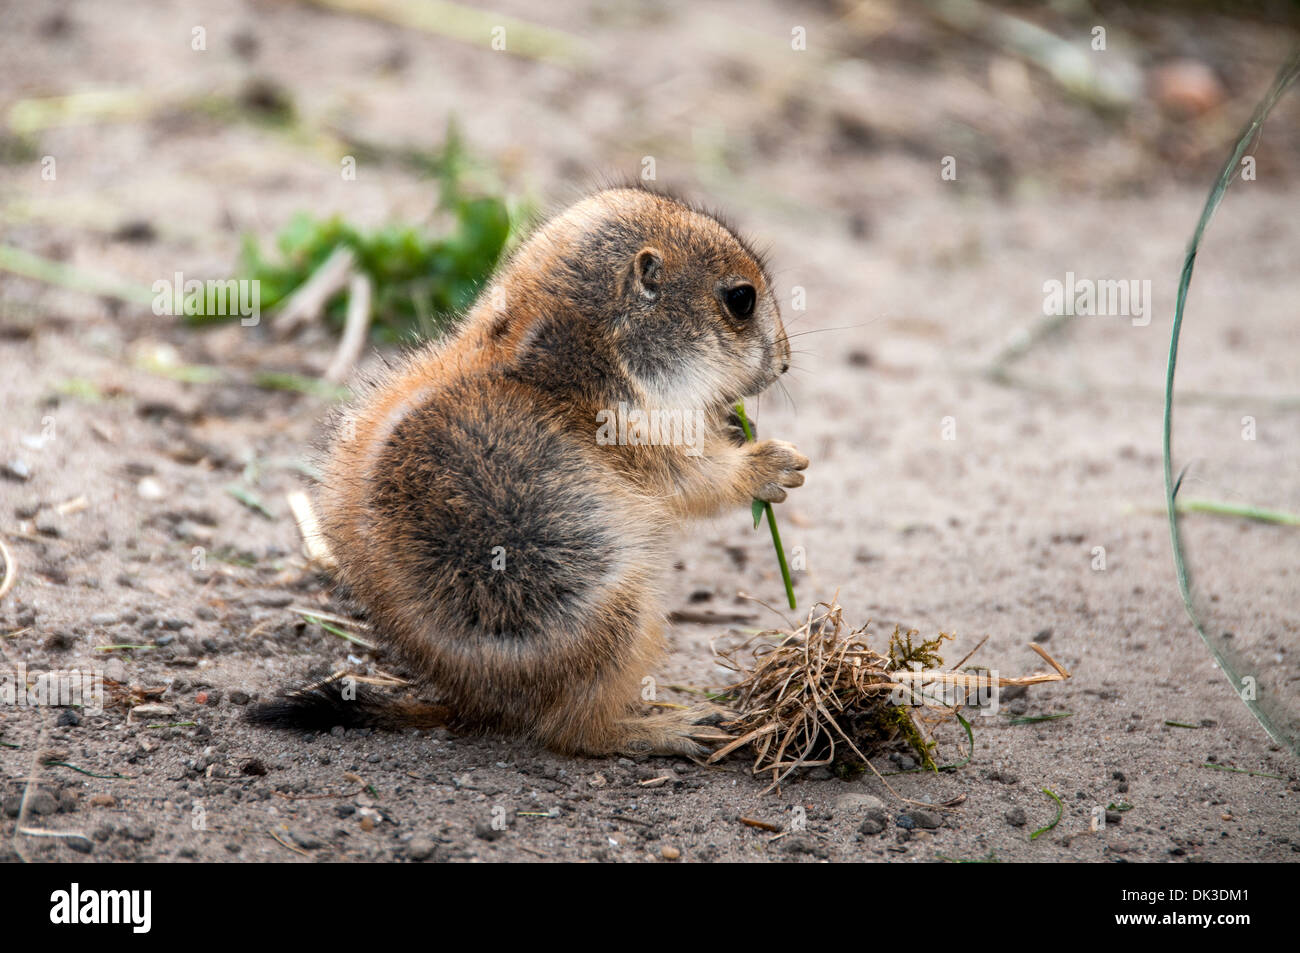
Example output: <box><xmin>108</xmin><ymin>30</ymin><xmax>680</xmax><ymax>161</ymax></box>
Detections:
<box><xmin>1106</xmin><ymin>811</ymin><xmax>1123</xmax><ymax>825</ymax></box>
<box><xmin>44</xmin><ymin>630</ymin><xmax>76</xmax><ymax>651</ymax></box>
<box><xmin>1152</xmin><ymin>59</ymin><xmax>1225</xmax><ymax>117</ymax></box>
<box><xmin>783</xmin><ymin>835</ymin><xmax>829</xmax><ymax>858</ymax></box>
<box><xmin>229</xmin><ymin>690</ymin><xmax>250</xmax><ymax>706</ymax></box>
<box><xmin>34</xmin><ymin>514</ymin><xmax>62</xmax><ymax>537</ymax></box>
<box><xmin>858</xmin><ymin>810</ymin><xmax>888</xmax><ymax>835</ymax></box>
<box><xmin>474</xmin><ymin>820</ymin><xmax>505</xmax><ymax>841</ymax></box>
<box><xmin>29</xmin><ymin>789</ymin><xmax>59</xmax><ymax>815</ymax></box>
<box><xmin>58</xmin><ymin>788</ymin><xmax>79</xmax><ymax>812</ymax></box>
<box><xmin>253</xmin><ymin>592</ymin><xmax>294</xmax><ymax>608</ymax></box>
<box><xmin>1004</xmin><ymin>807</ymin><xmax>1027</xmax><ymax>828</ymax></box>
<box><xmin>88</xmin><ymin>794</ymin><xmax>116</xmax><ymax>808</ymax></box>
<box><xmin>408</xmin><ymin>837</ymin><xmax>436</xmax><ymax>861</ymax></box>
<box><xmin>660</xmin><ymin>845</ymin><xmax>681</xmax><ymax>861</ymax></box>
<box><xmin>137</xmin><ymin>477</ymin><xmax>166</xmax><ymax>501</ymax></box>
<box><xmin>56</xmin><ymin>708</ymin><xmax>81</xmax><ymax>727</ymax></box>
<box><xmin>2</xmin><ymin>458</ymin><xmax>31</xmax><ymax>482</ymax></box>
<box><xmin>833</xmin><ymin>793</ymin><xmax>886</xmax><ymax>816</ymax></box>
<box><xmin>911</xmin><ymin>809</ymin><xmax>942</xmax><ymax>830</ymax></box>
<box><xmin>129</xmin><ymin>703</ymin><xmax>176</xmax><ymax>723</ymax></box>
<box><xmin>290</xmin><ymin>831</ymin><xmax>323</xmax><ymax>850</ymax></box>
<box><xmin>65</xmin><ymin>835</ymin><xmax>93</xmax><ymax>854</ymax></box>
<box><xmin>172</xmin><ymin>521</ymin><xmax>212</xmax><ymax>543</ymax></box>
<box><xmin>895</xmin><ymin>814</ymin><xmax>916</xmax><ymax>830</ymax></box>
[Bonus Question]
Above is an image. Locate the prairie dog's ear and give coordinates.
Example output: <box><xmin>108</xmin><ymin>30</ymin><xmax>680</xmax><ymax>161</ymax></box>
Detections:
<box><xmin>631</xmin><ymin>247</ymin><xmax>663</xmax><ymax>302</ymax></box>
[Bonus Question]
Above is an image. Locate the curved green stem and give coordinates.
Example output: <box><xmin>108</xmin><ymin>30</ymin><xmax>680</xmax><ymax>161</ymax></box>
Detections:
<box><xmin>733</xmin><ymin>402</ymin><xmax>797</xmax><ymax>610</ymax></box>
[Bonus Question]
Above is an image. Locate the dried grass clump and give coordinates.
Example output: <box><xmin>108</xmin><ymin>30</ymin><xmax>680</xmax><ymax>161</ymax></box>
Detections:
<box><xmin>710</xmin><ymin>599</ymin><xmax>1069</xmax><ymax>793</ymax></box>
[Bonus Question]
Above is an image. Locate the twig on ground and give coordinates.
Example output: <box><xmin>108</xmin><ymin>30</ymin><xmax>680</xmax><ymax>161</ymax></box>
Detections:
<box><xmin>324</xmin><ymin>273</ymin><xmax>373</xmax><ymax>383</ymax></box>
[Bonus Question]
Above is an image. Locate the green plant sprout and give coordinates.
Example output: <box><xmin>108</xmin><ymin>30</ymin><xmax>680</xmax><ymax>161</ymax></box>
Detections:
<box><xmin>732</xmin><ymin>402</ymin><xmax>796</xmax><ymax>610</ymax></box>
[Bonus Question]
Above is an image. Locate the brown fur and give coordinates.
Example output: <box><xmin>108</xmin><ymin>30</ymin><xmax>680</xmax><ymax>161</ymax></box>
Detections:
<box><xmin>308</xmin><ymin>187</ymin><xmax>806</xmax><ymax>756</ymax></box>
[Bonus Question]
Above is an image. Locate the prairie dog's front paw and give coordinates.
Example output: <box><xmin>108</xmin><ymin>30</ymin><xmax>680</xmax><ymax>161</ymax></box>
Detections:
<box><xmin>745</xmin><ymin>439</ymin><xmax>808</xmax><ymax>503</ymax></box>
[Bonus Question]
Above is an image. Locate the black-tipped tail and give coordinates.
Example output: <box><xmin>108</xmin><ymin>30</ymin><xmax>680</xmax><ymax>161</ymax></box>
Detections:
<box><xmin>247</xmin><ymin>679</ymin><xmax>451</xmax><ymax>733</ymax></box>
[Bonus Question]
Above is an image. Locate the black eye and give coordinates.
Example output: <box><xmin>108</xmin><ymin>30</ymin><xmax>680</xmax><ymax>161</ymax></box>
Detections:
<box><xmin>724</xmin><ymin>284</ymin><xmax>756</xmax><ymax>319</ymax></box>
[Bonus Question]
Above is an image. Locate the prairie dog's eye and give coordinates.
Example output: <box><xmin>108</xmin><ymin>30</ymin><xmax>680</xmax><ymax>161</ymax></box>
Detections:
<box><xmin>724</xmin><ymin>284</ymin><xmax>756</xmax><ymax>319</ymax></box>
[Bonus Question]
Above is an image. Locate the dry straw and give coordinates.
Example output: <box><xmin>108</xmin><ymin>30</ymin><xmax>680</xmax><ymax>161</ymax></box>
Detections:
<box><xmin>710</xmin><ymin>598</ymin><xmax>1069</xmax><ymax>793</ymax></box>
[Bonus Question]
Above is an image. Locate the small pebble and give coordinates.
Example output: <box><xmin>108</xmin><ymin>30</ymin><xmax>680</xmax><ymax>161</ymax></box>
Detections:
<box><xmin>34</xmin><ymin>514</ymin><xmax>62</xmax><ymax>537</ymax></box>
<box><xmin>858</xmin><ymin>809</ymin><xmax>888</xmax><ymax>835</ymax></box>
<box><xmin>290</xmin><ymin>831</ymin><xmax>323</xmax><ymax>850</ymax></box>
<box><xmin>911</xmin><ymin>809</ymin><xmax>942</xmax><ymax>830</ymax></box>
<box><xmin>474</xmin><ymin>820</ymin><xmax>505</xmax><ymax>841</ymax></box>
<box><xmin>136</xmin><ymin>477</ymin><xmax>166</xmax><ymax>500</ymax></box>
<box><xmin>833</xmin><ymin>793</ymin><xmax>886</xmax><ymax>816</ymax></box>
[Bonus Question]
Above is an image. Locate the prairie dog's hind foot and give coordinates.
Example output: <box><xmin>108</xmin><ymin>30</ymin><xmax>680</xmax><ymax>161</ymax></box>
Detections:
<box><xmin>614</xmin><ymin>705</ymin><xmax>733</xmax><ymax>757</ymax></box>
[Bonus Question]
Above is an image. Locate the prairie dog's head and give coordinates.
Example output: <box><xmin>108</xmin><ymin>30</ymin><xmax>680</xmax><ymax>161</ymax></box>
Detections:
<box><xmin>495</xmin><ymin>187</ymin><xmax>789</xmax><ymax>410</ymax></box>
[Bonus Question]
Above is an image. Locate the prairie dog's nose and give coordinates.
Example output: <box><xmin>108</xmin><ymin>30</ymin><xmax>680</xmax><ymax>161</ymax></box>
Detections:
<box><xmin>773</xmin><ymin>308</ymin><xmax>791</xmax><ymax>374</ymax></box>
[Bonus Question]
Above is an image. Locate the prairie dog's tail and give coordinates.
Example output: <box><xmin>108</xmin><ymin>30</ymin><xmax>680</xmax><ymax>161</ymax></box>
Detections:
<box><xmin>246</xmin><ymin>679</ymin><xmax>451</xmax><ymax>733</ymax></box>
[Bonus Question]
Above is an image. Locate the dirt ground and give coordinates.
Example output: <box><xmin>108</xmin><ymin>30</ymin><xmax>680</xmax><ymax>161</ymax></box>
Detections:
<box><xmin>1</xmin><ymin>0</ymin><xmax>1298</xmax><ymax>863</ymax></box>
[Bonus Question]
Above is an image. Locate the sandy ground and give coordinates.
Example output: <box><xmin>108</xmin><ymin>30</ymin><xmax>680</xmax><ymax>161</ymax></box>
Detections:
<box><xmin>0</xmin><ymin>0</ymin><xmax>1297</xmax><ymax>862</ymax></box>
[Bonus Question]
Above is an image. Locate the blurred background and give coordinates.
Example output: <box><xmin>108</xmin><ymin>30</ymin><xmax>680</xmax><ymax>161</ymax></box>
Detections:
<box><xmin>0</xmin><ymin>1</ymin><xmax>1297</xmax><ymax>765</ymax></box>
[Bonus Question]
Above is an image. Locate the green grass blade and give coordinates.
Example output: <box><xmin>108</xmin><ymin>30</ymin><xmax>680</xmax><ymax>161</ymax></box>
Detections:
<box><xmin>1161</xmin><ymin>48</ymin><xmax>1300</xmax><ymax>759</ymax></box>
<box><xmin>733</xmin><ymin>402</ymin><xmax>796</xmax><ymax>609</ymax></box>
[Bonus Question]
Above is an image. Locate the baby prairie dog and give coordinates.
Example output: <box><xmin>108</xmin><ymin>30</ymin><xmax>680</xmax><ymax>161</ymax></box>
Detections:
<box><xmin>262</xmin><ymin>187</ymin><xmax>807</xmax><ymax>756</ymax></box>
